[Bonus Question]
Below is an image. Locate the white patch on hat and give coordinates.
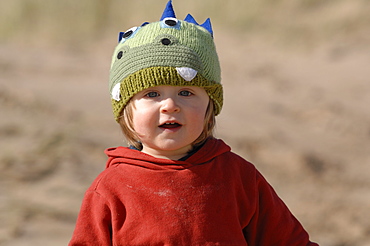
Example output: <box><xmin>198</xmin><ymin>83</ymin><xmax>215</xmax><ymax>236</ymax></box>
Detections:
<box><xmin>111</xmin><ymin>83</ymin><xmax>121</xmax><ymax>101</ymax></box>
<box><xmin>176</xmin><ymin>67</ymin><xmax>198</xmax><ymax>81</ymax></box>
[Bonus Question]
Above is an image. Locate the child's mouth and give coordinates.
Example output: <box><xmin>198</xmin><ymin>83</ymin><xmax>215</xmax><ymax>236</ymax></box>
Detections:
<box><xmin>159</xmin><ymin>122</ymin><xmax>182</xmax><ymax>129</ymax></box>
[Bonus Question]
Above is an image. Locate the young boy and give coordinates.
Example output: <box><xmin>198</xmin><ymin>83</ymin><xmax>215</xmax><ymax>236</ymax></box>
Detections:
<box><xmin>69</xmin><ymin>1</ymin><xmax>319</xmax><ymax>245</ymax></box>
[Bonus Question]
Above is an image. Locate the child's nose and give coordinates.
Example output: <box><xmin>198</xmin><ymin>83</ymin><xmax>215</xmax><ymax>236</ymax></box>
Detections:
<box><xmin>161</xmin><ymin>97</ymin><xmax>180</xmax><ymax>113</ymax></box>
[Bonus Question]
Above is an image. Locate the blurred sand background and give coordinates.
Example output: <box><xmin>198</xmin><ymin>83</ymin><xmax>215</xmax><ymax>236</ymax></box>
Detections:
<box><xmin>0</xmin><ymin>0</ymin><xmax>369</xmax><ymax>245</ymax></box>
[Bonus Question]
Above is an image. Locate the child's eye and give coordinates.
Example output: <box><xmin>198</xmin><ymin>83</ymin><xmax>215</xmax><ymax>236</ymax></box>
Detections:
<box><xmin>146</xmin><ymin>91</ymin><xmax>159</xmax><ymax>98</ymax></box>
<box><xmin>179</xmin><ymin>90</ymin><xmax>193</xmax><ymax>96</ymax></box>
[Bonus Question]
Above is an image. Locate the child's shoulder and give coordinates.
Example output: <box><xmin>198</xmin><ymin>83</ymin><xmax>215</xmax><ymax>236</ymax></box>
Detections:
<box><xmin>219</xmin><ymin>149</ymin><xmax>258</xmax><ymax>173</ymax></box>
<box><xmin>211</xmin><ymin>138</ymin><xmax>256</xmax><ymax>164</ymax></box>
<box><xmin>87</xmin><ymin>164</ymin><xmax>122</xmax><ymax>192</ymax></box>
<box><xmin>202</xmin><ymin>138</ymin><xmax>258</xmax><ymax>174</ymax></box>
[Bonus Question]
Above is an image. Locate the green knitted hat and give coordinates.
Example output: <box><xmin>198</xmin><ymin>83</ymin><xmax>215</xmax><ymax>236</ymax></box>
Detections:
<box><xmin>109</xmin><ymin>0</ymin><xmax>222</xmax><ymax>121</ymax></box>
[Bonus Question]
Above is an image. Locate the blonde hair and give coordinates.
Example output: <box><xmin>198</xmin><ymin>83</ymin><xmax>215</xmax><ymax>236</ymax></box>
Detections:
<box><xmin>118</xmin><ymin>100</ymin><xmax>216</xmax><ymax>151</ymax></box>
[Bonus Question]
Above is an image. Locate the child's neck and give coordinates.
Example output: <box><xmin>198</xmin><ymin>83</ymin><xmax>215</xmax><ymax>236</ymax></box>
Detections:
<box><xmin>141</xmin><ymin>145</ymin><xmax>192</xmax><ymax>160</ymax></box>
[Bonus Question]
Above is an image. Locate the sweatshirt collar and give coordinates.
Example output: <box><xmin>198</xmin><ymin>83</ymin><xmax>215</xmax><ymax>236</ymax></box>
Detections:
<box><xmin>104</xmin><ymin>138</ymin><xmax>231</xmax><ymax>170</ymax></box>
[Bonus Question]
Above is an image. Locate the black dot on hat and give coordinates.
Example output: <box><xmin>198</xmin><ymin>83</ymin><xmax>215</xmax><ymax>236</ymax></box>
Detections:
<box><xmin>117</xmin><ymin>51</ymin><xmax>123</xmax><ymax>59</ymax></box>
<box><xmin>161</xmin><ymin>38</ymin><xmax>171</xmax><ymax>45</ymax></box>
<box><xmin>122</xmin><ymin>30</ymin><xmax>133</xmax><ymax>38</ymax></box>
<box><xmin>165</xmin><ymin>19</ymin><xmax>177</xmax><ymax>26</ymax></box>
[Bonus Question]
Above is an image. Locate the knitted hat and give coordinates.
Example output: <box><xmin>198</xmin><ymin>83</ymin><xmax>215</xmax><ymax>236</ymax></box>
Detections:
<box><xmin>109</xmin><ymin>0</ymin><xmax>222</xmax><ymax>121</ymax></box>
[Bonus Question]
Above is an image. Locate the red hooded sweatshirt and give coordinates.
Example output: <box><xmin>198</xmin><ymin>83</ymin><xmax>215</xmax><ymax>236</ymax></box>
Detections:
<box><xmin>69</xmin><ymin>138</ymin><xmax>318</xmax><ymax>246</ymax></box>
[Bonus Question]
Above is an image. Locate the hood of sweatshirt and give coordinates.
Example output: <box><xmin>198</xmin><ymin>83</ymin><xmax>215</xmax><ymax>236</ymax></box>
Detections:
<box><xmin>104</xmin><ymin>138</ymin><xmax>231</xmax><ymax>170</ymax></box>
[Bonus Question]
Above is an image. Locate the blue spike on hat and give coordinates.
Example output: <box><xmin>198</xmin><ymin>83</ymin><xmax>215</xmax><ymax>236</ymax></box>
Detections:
<box><xmin>160</xmin><ymin>0</ymin><xmax>176</xmax><ymax>20</ymax></box>
<box><xmin>200</xmin><ymin>18</ymin><xmax>213</xmax><ymax>37</ymax></box>
<box><xmin>184</xmin><ymin>13</ymin><xmax>199</xmax><ymax>25</ymax></box>
<box><xmin>118</xmin><ymin>32</ymin><xmax>125</xmax><ymax>42</ymax></box>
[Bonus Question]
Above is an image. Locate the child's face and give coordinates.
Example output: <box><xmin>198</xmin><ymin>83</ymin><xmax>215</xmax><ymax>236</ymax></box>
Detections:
<box><xmin>131</xmin><ymin>85</ymin><xmax>210</xmax><ymax>160</ymax></box>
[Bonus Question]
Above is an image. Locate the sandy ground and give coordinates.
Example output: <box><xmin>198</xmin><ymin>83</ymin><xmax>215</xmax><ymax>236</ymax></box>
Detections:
<box><xmin>0</xmin><ymin>27</ymin><xmax>369</xmax><ymax>246</ymax></box>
